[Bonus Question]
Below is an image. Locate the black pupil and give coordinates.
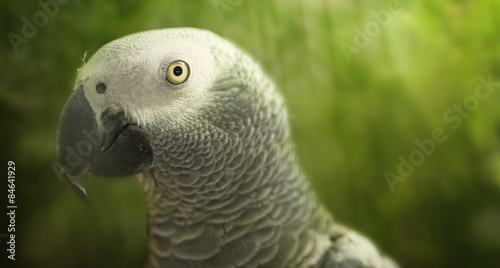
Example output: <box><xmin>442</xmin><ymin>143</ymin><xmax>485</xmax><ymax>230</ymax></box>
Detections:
<box><xmin>173</xmin><ymin>66</ymin><xmax>183</xmax><ymax>76</ymax></box>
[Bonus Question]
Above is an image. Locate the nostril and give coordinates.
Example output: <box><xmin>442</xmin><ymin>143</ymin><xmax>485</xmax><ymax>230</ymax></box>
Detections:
<box><xmin>96</xmin><ymin>82</ymin><xmax>107</xmax><ymax>94</ymax></box>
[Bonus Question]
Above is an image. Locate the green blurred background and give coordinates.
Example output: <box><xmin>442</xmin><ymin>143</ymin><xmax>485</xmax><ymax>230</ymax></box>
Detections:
<box><xmin>1</xmin><ymin>0</ymin><xmax>500</xmax><ymax>267</ymax></box>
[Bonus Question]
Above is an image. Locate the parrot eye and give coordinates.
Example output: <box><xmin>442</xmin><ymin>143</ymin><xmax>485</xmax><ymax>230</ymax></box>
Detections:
<box><xmin>166</xmin><ymin>60</ymin><xmax>190</xmax><ymax>85</ymax></box>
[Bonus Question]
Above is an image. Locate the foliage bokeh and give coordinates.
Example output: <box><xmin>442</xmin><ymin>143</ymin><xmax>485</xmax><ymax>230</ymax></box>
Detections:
<box><xmin>1</xmin><ymin>0</ymin><xmax>500</xmax><ymax>267</ymax></box>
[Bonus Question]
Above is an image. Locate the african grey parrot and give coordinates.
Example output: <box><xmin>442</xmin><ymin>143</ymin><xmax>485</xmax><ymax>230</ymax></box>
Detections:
<box><xmin>56</xmin><ymin>28</ymin><xmax>398</xmax><ymax>268</ymax></box>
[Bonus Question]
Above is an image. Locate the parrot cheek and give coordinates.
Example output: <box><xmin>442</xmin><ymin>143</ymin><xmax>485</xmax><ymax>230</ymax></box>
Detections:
<box><xmin>56</xmin><ymin>85</ymin><xmax>154</xmax><ymax>203</ymax></box>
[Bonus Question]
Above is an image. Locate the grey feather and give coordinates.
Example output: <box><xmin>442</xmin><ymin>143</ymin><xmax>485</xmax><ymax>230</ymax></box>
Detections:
<box><xmin>56</xmin><ymin>28</ymin><xmax>398</xmax><ymax>268</ymax></box>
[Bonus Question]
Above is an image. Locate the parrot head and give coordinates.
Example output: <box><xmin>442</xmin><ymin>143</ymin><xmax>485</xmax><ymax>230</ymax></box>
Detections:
<box><xmin>56</xmin><ymin>28</ymin><xmax>279</xmax><ymax>202</ymax></box>
<box><xmin>55</xmin><ymin>28</ymin><xmax>399</xmax><ymax>268</ymax></box>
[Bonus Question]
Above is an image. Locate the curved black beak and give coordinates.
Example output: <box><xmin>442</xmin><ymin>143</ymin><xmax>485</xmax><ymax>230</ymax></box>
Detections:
<box><xmin>56</xmin><ymin>85</ymin><xmax>153</xmax><ymax>203</ymax></box>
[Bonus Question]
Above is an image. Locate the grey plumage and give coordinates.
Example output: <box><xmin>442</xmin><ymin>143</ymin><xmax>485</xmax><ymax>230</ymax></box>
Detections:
<box><xmin>56</xmin><ymin>28</ymin><xmax>398</xmax><ymax>268</ymax></box>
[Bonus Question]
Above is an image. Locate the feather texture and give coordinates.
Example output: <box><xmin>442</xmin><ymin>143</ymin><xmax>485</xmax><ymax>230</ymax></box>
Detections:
<box><xmin>65</xmin><ymin>28</ymin><xmax>398</xmax><ymax>268</ymax></box>
<box><xmin>130</xmin><ymin>31</ymin><xmax>397</xmax><ymax>267</ymax></box>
